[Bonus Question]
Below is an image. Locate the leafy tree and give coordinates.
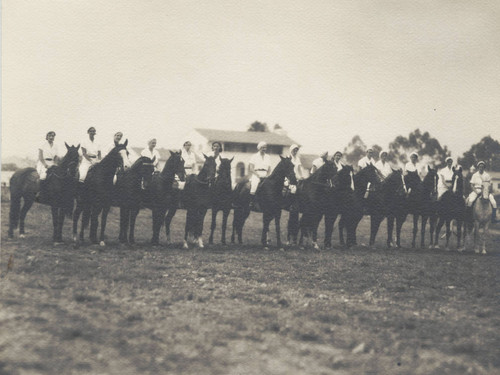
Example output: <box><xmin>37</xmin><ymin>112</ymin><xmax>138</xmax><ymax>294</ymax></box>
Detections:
<box><xmin>343</xmin><ymin>135</ymin><xmax>366</xmax><ymax>165</ymax></box>
<box><xmin>248</xmin><ymin>121</ymin><xmax>269</xmax><ymax>132</ymax></box>
<box><xmin>388</xmin><ymin>129</ymin><xmax>449</xmax><ymax>167</ymax></box>
<box><xmin>459</xmin><ymin>136</ymin><xmax>500</xmax><ymax>171</ymax></box>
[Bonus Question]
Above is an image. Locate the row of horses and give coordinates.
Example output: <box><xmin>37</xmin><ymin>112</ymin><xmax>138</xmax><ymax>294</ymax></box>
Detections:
<box><xmin>7</xmin><ymin>142</ymin><xmax>492</xmax><ymax>253</ymax></box>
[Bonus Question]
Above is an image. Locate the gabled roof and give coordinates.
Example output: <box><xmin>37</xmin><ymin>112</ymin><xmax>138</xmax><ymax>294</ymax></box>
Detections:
<box><xmin>194</xmin><ymin>128</ymin><xmax>298</xmax><ymax>147</ymax></box>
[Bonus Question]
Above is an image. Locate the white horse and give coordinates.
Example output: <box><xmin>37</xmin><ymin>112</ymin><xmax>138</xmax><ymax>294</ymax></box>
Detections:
<box><xmin>472</xmin><ymin>181</ymin><xmax>492</xmax><ymax>254</ymax></box>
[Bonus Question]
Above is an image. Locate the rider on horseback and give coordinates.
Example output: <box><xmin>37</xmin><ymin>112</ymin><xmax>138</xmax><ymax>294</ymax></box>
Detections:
<box><xmin>404</xmin><ymin>151</ymin><xmax>426</xmax><ymax>179</ymax></box>
<box><xmin>358</xmin><ymin>148</ymin><xmax>375</xmax><ymax>170</ymax></box>
<box><xmin>374</xmin><ymin>150</ymin><xmax>392</xmax><ymax>178</ymax></box>
<box><xmin>310</xmin><ymin>151</ymin><xmax>328</xmax><ymax>174</ymax></box>
<box><xmin>466</xmin><ymin>161</ymin><xmax>497</xmax><ymax>223</ymax></box>
<box><xmin>36</xmin><ymin>131</ymin><xmax>60</xmax><ymax>203</ymax></box>
<box><xmin>437</xmin><ymin>157</ymin><xmax>455</xmax><ymax>200</ymax></box>
<box><xmin>332</xmin><ymin>151</ymin><xmax>344</xmax><ymax>172</ymax></box>
<box><xmin>78</xmin><ymin>127</ymin><xmax>101</xmax><ymax>183</ymax></box>
<box><xmin>249</xmin><ymin>141</ymin><xmax>271</xmax><ymax>210</ymax></box>
<box><xmin>141</xmin><ymin>138</ymin><xmax>161</xmax><ymax>172</ymax></box>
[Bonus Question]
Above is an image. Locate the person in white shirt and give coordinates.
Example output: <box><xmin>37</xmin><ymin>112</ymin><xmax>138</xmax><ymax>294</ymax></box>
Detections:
<box><xmin>289</xmin><ymin>144</ymin><xmax>304</xmax><ymax>180</ymax></box>
<box><xmin>79</xmin><ymin>127</ymin><xmax>101</xmax><ymax>182</ymax></box>
<box><xmin>36</xmin><ymin>131</ymin><xmax>59</xmax><ymax>180</ymax></box>
<box><xmin>141</xmin><ymin>138</ymin><xmax>161</xmax><ymax>172</ymax></box>
<box><xmin>103</xmin><ymin>132</ymin><xmax>123</xmax><ymax>157</ymax></box>
<box><xmin>181</xmin><ymin>141</ymin><xmax>199</xmax><ymax>176</ymax></box>
<box><xmin>332</xmin><ymin>151</ymin><xmax>344</xmax><ymax>172</ymax></box>
<box><xmin>466</xmin><ymin>161</ymin><xmax>497</xmax><ymax>222</ymax></box>
<box><xmin>358</xmin><ymin>148</ymin><xmax>375</xmax><ymax>169</ymax></box>
<box><xmin>311</xmin><ymin>151</ymin><xmax>328</xmax><ymax>174</ymax></box>
<box><xmin>404</xmin><ymin>152</ymin><xmax>425</xmax><ymax>179</ymax></box>
<box><xmin>437</xmin><ymin>157</ymin><xmax>455</xmax><ymax>200</ymax></box>
<box><xmin>374</xmin><ymin>150</ymin><xmax>392</xmax><ymax>178</ymax></box>
<box><xmin>248</xmin><ymin>141</ymin><xmax>271</xmax><ymax>195</ymax></box>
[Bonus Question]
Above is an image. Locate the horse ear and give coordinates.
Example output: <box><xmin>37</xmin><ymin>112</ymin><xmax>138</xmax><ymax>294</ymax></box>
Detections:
<box><xmin>452</xmin><ymin>166</ymin><xmax>455</xmax><ymax>172</ymax></box>
<box><xmin>203</xmin><ymin>153</ymin><xmax>208</xmax><ymax>159</ymax></box>
<box><xmin>65</xmin><ymin>142</ymin><xmax>70</xmax><ymax>149</ymax></box>
<box><xmin>229</xmin><ymin>156</ymin><xmax>234</xmax><ymax>163</ymax></box>
<box><xmin>123</xmin><ymin>139</ymin><xmax>128</xmax><ymax>147</ymax></box>
<box><xmin>169</xmin><ymin>150</ymin><xmax>174</xmax><ymax>156</ymax></box>
<box><xmin>76</xmin><ymin>144</ymin><xmax>80</xmax><ymax>151</ymax></box>
<box><xmin>427</xmin><ymin>165</ymin><xmax>431</xmax><ymax>172</ymax></box>
<box><xmin>279</xmin><ymin>155</ymin><xmax>284</xmax><ymax>160</ymax></box>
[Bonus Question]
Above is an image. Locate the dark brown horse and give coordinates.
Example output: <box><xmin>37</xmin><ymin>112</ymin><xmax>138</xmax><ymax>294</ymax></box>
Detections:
<box><xmin>434</xmin><ymin>167</ymin><xmax>466</xmax><ymax>250</ymax></box>
<box><xmin>209</xmin><ymin>157</ymin><xmax>234</xmax><ymax>245</ymax></box>
<box><xmin>73</xmin><ymin>141</ymin><xmax>131</xmax><ymax>246</ymax></box>
<box><xmin>182</xmin><ymin>155</ymin><xmax>217</xmax><ymax>249</ymax></box>
<box><xmin>297</xmin><ymin>160</ymin><xmax>336</xmax><ymax>250</ymax></box>
<box><xmin>366</xmin><ymin>169</ymin><xmax>407</xmax><ymax>248</ymax></box>
<box><xmin>144</xmin><ymin>151</ymin><xmax>186</xmax><ymax>246</ymax></box>
<box><xmin>8</xmin><ymin>143</ymin><xmax>80</xmax><ymax>242</ymax></box>
<box><xmin>112</xmin><ymin>156</ymin><xmax>155</xmax><ymax>244</ymax></box>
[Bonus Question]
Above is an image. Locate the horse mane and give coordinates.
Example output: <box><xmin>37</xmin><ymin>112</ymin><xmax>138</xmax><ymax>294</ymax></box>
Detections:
<box><xmin>308</xmin><ymin>160</ymin><xmax>335</xmax><ymax>183</ymax></box>
<box><xmin>130</xmin><ymin>156</ymin><xmax>152</xmax><ymax>170</ymax></box>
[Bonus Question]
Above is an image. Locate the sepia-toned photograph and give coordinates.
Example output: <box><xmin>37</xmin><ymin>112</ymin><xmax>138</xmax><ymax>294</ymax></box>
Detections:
<box><xmin>1</xmin><ymin>1</ymin><xmax>499</xmax><ymax>374</ymax></box>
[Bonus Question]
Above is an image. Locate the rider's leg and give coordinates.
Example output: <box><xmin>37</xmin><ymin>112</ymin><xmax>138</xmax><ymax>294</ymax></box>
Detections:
<box><xmin>466</xmin><ymin>191</ymin><xmax>477</xmax><ymax>207</ymax></box>
<box><xmin>489</xmin><ymin>194</ymin><xmax>498</xmax><ymax>222</ymax></box>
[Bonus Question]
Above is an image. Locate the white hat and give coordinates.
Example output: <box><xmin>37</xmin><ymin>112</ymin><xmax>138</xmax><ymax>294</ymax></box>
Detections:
<box><xmin>477</xmin><ymin>160</ymin><xmax>485</xmax><ymax>167</ymax></box>
<box><xmin>379</xmin><ymin>150</ymin><xmax>388</xmax><ymax>156</ymax></box>
<box><xmin>334</xmin><ymin>150</ymin><xmax>343</xmax><ymax>157</ymax></box>
<box><xmin>289</xmin><ymin>144</ymin><xmax>300</xmax><ymax>154</ymax></box>
<box><xmin>366</xmin><ymin>147</ymin><xmax>374</xmax><ymax>152</ymax></box>
<box><xmin>445</xmin><ymin>156</ymin><xmax>453</xmax><ymax>163</ymax></box>
<box><xmin>320</xmin><ymin>151</ymin><xmax>328</xmax><ymax>158</ymax></box>
<box><xmin>410</xmin><ymin>151</ymin><xmax>419</xmax><ymax>158</ymax></box>
<box><xmin>257</xmin><ymin>141</ymin><xmax>267</xmax><ymax>150</ymax></box>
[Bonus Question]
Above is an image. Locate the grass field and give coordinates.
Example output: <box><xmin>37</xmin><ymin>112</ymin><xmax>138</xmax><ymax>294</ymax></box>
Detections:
<box><xmin>1</xmin><ymin>202</ymin><xmax>499</xmax><ymax>374</ymax></box>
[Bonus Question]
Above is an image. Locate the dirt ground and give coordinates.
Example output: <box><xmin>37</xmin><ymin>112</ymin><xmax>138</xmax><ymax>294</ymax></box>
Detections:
<box><xmin>1</xmin><ymin>202</ymin><xmax>499</xmax><ymax>374</ymax></box>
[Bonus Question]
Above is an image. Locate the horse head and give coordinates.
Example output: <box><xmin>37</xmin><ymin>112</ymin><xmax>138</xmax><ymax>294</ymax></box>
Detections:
<box><xmin>404</xmin><ymin>170</ymin><xmax>421</xmax><ymax>195</ymax></box>
<box><xmin>62</xmin><ymin>143</ymin><xmax>81</xmax><ymax>178</ymax></box>
<box><xmin>423</xmin><ymin>167</ymin><xmax>438</xmax><ymax>201</ymax></box>
<box><xmin>172</xmin><ymin>151</ymin><xmax>186</xmax><ymax>182</ymax></box>
<box><xmin>313</xmin><ymin>160</ymin><xmax>336</xmax><ymax>185</ymax></box>
<box><xmin>385</xmin><ymin>169</ymin><xmax>406</xmax><ymax>197</ymax></box>
<box><xmin>278</xmin><ymin>155</ymin><xmax>297</xmax><ymax>185</ymax></box>
<box><xmin>451</xmin><ymin>166</ymin><xmax>464</xmax><ymax>195</ymax></box>
<box><xmin>134</xmin><ymin>156</ymin><xmax>155</xmax><ymax>189</ymax></box>
<box><xmin>112</xmin><ymin>139</ymin><xmax>132</xmax><ymax>170</ymax></box>
<box><xmin>201</xmin><ymin>154</ymin><xmax>217</xmax><ymax>185</ymax></box>
<box><xmin>334</xmin><ymin>165</ymin><xmax>354</xmax><ymax>191</ymax></box>
<box><xmin>218</xmin><ymin>157</ymin><xmax>233</xmax><ymax>181</ymax></box>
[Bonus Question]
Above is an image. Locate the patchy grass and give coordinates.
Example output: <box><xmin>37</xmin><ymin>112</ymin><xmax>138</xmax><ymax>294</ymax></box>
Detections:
<box><xmin>1</xmin><ymin>203</ymin><xmax>499</xmax><ymax>374</ymax></box>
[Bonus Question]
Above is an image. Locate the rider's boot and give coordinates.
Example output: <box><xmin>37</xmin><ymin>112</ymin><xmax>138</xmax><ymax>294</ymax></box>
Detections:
<box><xmin>492</xmin><ymin>208</ymin><xmax>498</xmax><ymax>224</ymax></box>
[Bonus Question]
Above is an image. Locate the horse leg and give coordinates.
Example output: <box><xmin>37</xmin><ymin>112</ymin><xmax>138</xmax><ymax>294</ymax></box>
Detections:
<box><xmin>275</xmin><ymin>210</ymin><xmax>283</xmax><ymax>250</ymax></box>
<box><xmin>457</xmin><ymin>220</ymin><xmax>463</xmax><ymax>251</ymax></box>
<box><xmin>128</xmin><ymin>208</ymin><xmax>139</xmax><ymax>244</ymax></box>
<box><xmin>119</xmin><ymin>208</ymin><xmax>128</xmax><ymax>243</ymax></box>
<box><xmin>73</xmin><ymin>204</ymin><xmax>82</xmax><ymax>242</ymax></box>
<box><xmin>412</xmin><ymin>214</ymin><xmax>418</xmax><ymax>248</ymax></box>
<box><xmin>482</xmin><ymin>222</ymin><xmax>489</xmax><ymax>254</ymax></box>
<box><xmin>56</xmin><ymin>208</ymin><xmax>65</xmax><ymax>242</ymax></box>
<box><xmin>221</xmin><ymin>207</ymin><xmax>229</xmax><ymax>245</ymax></box>
<box><xmin>429</xmin><ymin>215</ymin><xmax>438</xmax><ymax>248</ymax></box>
<box><xmin>197</xmin><ymin>208</ymin><xmax>208</xmax><ymax>248</ymax></box>
<box><xmin>183</xmin><ymin>209</ymin><xmax>191</xmax><ymax>249</ymax></box>
<box><xmin>396</xmin><ymin>214</ymin><xmax>405</xmax><ymax>248</ymax></box>
<box><xmin>262</xmin><ymin>212</ymin><xmax>271</xmax><ymax>248</ymax></box>
<box><xmin>51</xmin><ymin>207</ymin><xmax>58</xmax><ymax>242</ymax></box>
<box><xmin>445</xmin><ymin>220</ymin><xmax>451</xmax><ymax>250</ymax></box>
<box><xmin>311</xmin><ymin>213</ymin><xmax>321</xmax><ymax>250</ymax></box>
<box><xmin>386</xmin><ymin>215</ymin><xmax>394</xmax><ymax>248</ymax></box>
<box><xmin>473</xmin><ymin>222</ymin><xmax>479</xmax><ymax>253</ymax></box>
<box><xmin>231</xmin><ymin>208</ymin><xmax>238</xmax><ymax>244</ymax></box>
<box><xmin>209</xmin><ymin>208</ymin><xmax>217</xmax><ymax>245</ymax></box>
<box><xmin>19</xmin><ymin>196</ymin><xmax>35</xmax><ymax>237</ymax></box>
<box><xmin>369</xmin><ymin>215</ymin><xmax>383</xmax><ymax>247</ymax></box>
<box><xmin>164</xmin><ymin>207</ymin><xmax>177</xmax><ymax>245</ymax></box>
<box><xmin>151</xmin><ymin>207</ymin><xmax>164</xmax><ymax>245</ymax></box>
<box><xmin>89</xmin><ymin>205</ymin><xmax>101</xmax><ymax>244</ymax></box>
<box><xmin>8</xmin><ymin>194</ymin><xmax>21</xmax><ymax>238</ymax></box>
<box><xmin>287</xmin><ymin>209</ymin><xmax>299</xmax><ymax>245</ymax></box>
<box><xmin>80</xmin><ymin>208</ymin><xmax>90</xmax><ymax>242</ymax></box>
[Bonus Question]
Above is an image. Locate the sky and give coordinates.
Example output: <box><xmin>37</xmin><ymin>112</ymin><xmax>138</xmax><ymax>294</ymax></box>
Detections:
<box><xmin>2</xmin><ymin>0</ymin><xmax>500</xmax><ymax>161</ymax></box>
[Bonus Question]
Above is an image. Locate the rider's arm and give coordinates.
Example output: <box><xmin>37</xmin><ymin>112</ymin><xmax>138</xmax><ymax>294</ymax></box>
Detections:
<box><xmin>81</xmin><ymin>147</ymin><xmax>91</xmax><ymax>162</ymax></box>
<box><xmin>38</xmin><ymin>149</ymin><xmax>48</xmax><ymax>168</ymax></box>
<box><xmin>248</xmin><ymin>163</ymin><xmax>256</xmax><ymax>177</ymax></box>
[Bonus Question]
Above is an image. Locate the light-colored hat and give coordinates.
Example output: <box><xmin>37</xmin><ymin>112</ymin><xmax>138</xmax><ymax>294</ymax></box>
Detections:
<box><xmin>289</xmin><ymin>144</ymin><xmax>300</xmax><ymax>154</ymax></box>
<box><xmin>366</xmin><ymin>147</ymin><xmax>373</xmax><ymax>152</ymax></box>
<box><xmin>319</xmin><ymin>151</ymin><xmax>328</xmax><ymax>158</ymax></box>
<box><xmin>334</xmin><ymin>151</ymin><xmax>343</xmax><ymax>157</ymax></box>
<box><xmin>477</xmin><ymin>161</ymin><xmax>486</xmax><ymax>167</ymax></box>
<box><xmin>379</xmin><ymin>150</ymin><xmax>388</xmax><ymax>156</ymax></box>
<box><xmin>257</xmin><ymin>141</ymin><xmax>267</xmax><ymax>150</ymax></box>
<box><xmin>445</xmin><ymin>156</ymin><xmax>453</xmax><ymax>163</ymax></box>
<box><xmin>410</xmin><ymin>151</ymin><xmax>419</xmax><ymax>158</ymax></box>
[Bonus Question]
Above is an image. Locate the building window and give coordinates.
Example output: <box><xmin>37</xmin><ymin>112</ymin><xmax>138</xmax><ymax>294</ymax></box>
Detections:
<box><xmin>236</xmin><ymin>162</ymin><xmax>245</xmax><ymax>178</ymax></box>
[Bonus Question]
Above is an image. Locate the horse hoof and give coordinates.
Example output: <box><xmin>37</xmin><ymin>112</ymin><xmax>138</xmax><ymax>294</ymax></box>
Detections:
<box><xmin>182</xmin><ymin>241</ymin><xmax>189</xmax><ymax>250</ymax></box>
<box><xmin>458</xmin><ymin>247</ymin><xmax>465</xmax><ymax>252</ymax></box>
<box><xmin>99</xmin><ymin>241</ymin><xmax>106</xmax><ymax>247</ymax></box>
<box><xmin>264</xmin><ymin>246</ymin><xmax>270</xmax><ymax>251</ymax></box>
<box><xmin>53</xmin><ymin>241</ymin><xmax>64</xmax><ymax>246</ymax></box>
<box><xmin>279</xmin><ymin>247</ymin><xmax>285</xmax><ymax>252</ymax></box>
<box><xmin>482</xmin><ymin>250</ymin><xmax>487</xmax><ymax>255</ymax></box>
<box><xmin>20</xmin><ymin>234</ymin><xmax>26</xmax><ymax>239</ymax></box>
